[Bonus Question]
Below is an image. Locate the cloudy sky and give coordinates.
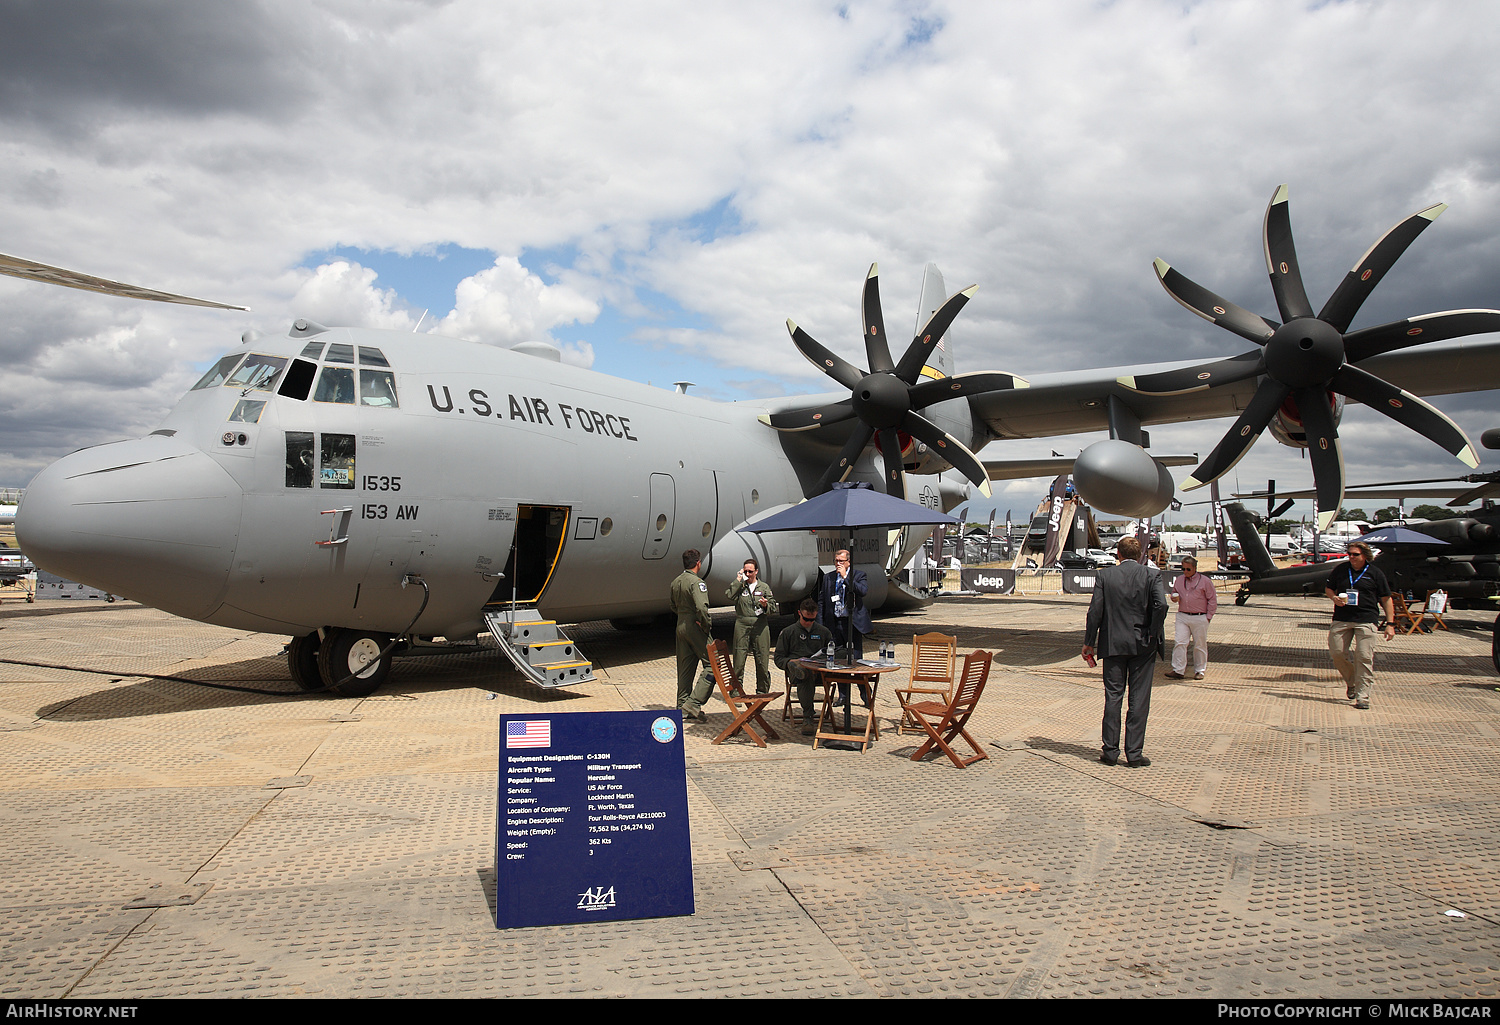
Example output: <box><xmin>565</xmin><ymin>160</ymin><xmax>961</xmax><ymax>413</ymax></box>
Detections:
<box><xmin>3</xmin><ymin>0</ymin><xmax>1500</xmax><ymax>525</ymax></box>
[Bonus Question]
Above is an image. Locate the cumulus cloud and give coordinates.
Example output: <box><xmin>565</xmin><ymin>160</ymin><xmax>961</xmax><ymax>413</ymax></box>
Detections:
<box><xmin>437</xmin><ymin>257</ymin><xmax>599</xmax><ymax>350</ymax></box>
<box><xmin>291</xmin><ymin>261</ymin><xmax>418</xmax><ymax>331</ymax></box>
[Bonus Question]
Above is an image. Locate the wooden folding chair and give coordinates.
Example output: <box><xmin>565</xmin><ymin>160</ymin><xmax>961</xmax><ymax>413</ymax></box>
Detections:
<box><xmin>894</xmin><ymin>632</ymin><xmax>957</xmax><ymax>735</ymax></box>
<box><xmin>907</xmin><ymin>649</ymin><xmax>992</xmax><ymax>768</ymax></box>
<box><xmin>1419</xmin><ymin>590</ymin><xmax>1451</xmax><ymax>632</ymax></box>
<box><xmin>1390</xmin><ymin>593</ymin><xmax>1423</xmax><ymax>634</ymax></box>
<box><xmin>707</xmin><ymin>640</ymin><xmax>782</xmax><ymax>747</ymax></box>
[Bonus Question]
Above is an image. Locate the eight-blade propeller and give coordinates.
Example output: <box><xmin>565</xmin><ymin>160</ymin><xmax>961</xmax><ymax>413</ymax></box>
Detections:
<box><xmin>762</xmin><ymin>264</ymin><xmax>1025</xmax><ymax>500</ymax></box>
<box><xmin>1125</xmin><ymin>185</ymin><xmax>1494</xmax><ymax>530</ymax></box>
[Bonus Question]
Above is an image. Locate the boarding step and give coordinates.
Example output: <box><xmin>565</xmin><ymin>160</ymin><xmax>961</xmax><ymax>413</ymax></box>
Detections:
<box><xmin>483</xmin><ymin>607</ymin><xmax>596</xmax><ymax>689</ymax></box>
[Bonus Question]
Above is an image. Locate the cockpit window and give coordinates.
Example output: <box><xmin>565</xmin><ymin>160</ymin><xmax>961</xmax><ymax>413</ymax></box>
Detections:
<box><xmin>277</xmin><ymin>358</ymin><xmax>318</xmax><ymax>401</ymax></box>
<box><xmin>225</xmin><ymin>354</ymin><xmax>288</xmax><ymax>391</ymax></box>
<box><xmin>324</xmin><ymin>342</ymin><xmax>355</xmax><ymax>364</ymax></box>
<box><xmin>192</xmin><ymin>354</ymin><xmax>245</xmax><ymax>390</ymax></box>
<box><xmin>313</xmin><ymin>365</ymin><xmax>356</xmax><ymax>404</ymax></box>
<box><xmin>359</xmin><ymin>369</ymin><xmax>399</xmax><ymax>408</ymax></box>
<box><xmin>228</xmin><ymin>399</ymin><xmax>266</xmax><ymax>423</ymax></box>
<box><xmin>358</xmin><ymin>346</ymin><xmax>390</xmax><ymax>367</ymax></box>
<box><xmin>299</xmin><ymin>341</ymin><xmax>326</xmax><ymax>360</ymax></box>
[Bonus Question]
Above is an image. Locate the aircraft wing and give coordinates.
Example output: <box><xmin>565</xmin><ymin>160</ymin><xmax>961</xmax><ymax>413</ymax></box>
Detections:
<box><xmin>981</xmin><ymin>453</ymin><xmax>1198</xmax><ymax>480</ymax></box>
<box><xmin>965</xmin><ymin>336</ymin><xmax>1500</xmax><ymax>440</ymax></box>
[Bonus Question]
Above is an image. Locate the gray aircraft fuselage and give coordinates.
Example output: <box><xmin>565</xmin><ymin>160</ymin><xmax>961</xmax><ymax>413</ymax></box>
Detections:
<box><xmin>17</xmin><ymin>325</ymin><xmax>830</xmax><ymax>640</ymax></box>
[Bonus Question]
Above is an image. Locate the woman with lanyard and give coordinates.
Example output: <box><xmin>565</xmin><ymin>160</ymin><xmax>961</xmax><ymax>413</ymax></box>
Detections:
<box><xmin>1323</xmin><ymin>540</ymin><xmax>1395</xmax><ymax>710</ymax></box>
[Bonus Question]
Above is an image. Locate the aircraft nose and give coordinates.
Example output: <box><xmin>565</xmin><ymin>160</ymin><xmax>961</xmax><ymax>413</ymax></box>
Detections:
<box><xmin>17</xmin><ymin>437</ymin><xmax>242</xmax><ymax>619</ymax></box>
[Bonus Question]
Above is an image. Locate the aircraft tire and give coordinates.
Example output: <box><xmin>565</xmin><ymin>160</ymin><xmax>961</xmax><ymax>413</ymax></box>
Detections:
<box><xmin>287</xmin><ymin>633</ymin><xmax>323</xmax><ymax>692</ymax></box>
<box><xmin>1235</xmin><ymin>591</ymin><xmax>1250</xmax><ymax>607</ymax></box>
<box><xmin>317</xmin><ymin>629</ymin><xmax>391</xmax><ymax>697</ymax></box>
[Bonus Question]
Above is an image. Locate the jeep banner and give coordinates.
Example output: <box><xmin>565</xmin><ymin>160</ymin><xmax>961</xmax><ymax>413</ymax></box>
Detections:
<box><xmin>1061</xmin><ymin>570</ymin><xmax>1100</xmax><ymax>593</ymax></box>
<box><xmin>960</xmin><ymin>568</ymin><xmax>1015</xmax><ymax>594</ymax></box>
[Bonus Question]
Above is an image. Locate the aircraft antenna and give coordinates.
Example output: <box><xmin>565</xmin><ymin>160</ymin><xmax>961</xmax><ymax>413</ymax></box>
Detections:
<box><xmin>413</xmin><ymin>309</ymin><xmax>428</xmax><ymax>332</ymax></box>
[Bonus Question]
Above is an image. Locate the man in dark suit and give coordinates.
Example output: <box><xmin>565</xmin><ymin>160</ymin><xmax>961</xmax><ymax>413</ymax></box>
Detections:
<box><xmin>1082</xmin><ymin>536</ymin><xmax>1168</xmax><ymax>768</ymax></box>
<box><xmin>817</xmin><ymin>549</ymin><xmax>870</xmax><ymax>659</ymax></box>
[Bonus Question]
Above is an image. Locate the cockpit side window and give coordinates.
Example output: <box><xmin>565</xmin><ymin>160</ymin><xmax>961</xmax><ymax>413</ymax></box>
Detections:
<box><xmin>313</xmin><ymin>366</ymin><xmax>356</xmax><ymax>404</ymax></box>
<box><xmin>226</xmin><ymin>354</ymin><xmax>288</xmax><ymax>391</ymax></box>
<box><xmin>359</xmin><ymin>369</ymin><xmax>399</xmax><ymax>408</ymax></box>
<box><xmin>192</xmin><ymin>354</ymin><xmax>245</xmax><ymax>390</ymax></box>
<box><xmin>319</xmin><ymin>433</ymin><xmax>356</xmax><ymax>489</ymax></box>
<box><xmin>358</xmin><ymin>346</ymin><xmax>390</xmax><ymax>367</ymax></box>
<box><xmin>285</xmin><ymin>432</ymin><xmax>314</xmax><ymax>488</ymax></box>
<box><xmin>324</xmin><ymin>342</ymin><xmax>355</xmax><ymax>364</ymax></box>
<box><xmin>299</xmin><ymin>341</ymin><xmax>326</xmax><ymax>359</ymax></box>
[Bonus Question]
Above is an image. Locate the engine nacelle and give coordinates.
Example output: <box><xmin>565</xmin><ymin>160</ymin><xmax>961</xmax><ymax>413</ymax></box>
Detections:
<box><xmin>1267</xmin><ymin>392</ymin><xmax>1346</xmax><ymax>449</ymax></box>
<box><xmin>1072</xmin><ymin>439</ymin><xmax>1175</xmax><ymax>518</ymax></box>
<box><xmin>705</xmin><ymin>504</ymin><xmax>820</xmax><ymax>601</ymax></box>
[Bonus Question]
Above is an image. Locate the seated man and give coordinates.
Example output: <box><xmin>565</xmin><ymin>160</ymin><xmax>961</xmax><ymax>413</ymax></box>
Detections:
<box><xmin>774</xmin><ymin>598</ymin><xmax>834</xmax><ymax>736</ymax></box>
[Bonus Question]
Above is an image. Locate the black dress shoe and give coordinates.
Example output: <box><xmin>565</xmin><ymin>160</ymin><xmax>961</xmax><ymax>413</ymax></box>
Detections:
<box><xmin>1127</xmin><ymin>756</ymin><xmax>1152</xmax><ymax>768</ymax></box>
<box><xmin>1099</xmin><ymin>755</ymin><xmax>1118</xmax><ymax>766</ymax></box>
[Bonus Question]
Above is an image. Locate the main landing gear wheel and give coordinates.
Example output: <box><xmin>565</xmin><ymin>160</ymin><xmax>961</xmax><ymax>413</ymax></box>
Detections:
<box><xmin>287</xmin><ymin>633</ymin><xmax>323</xmax><ymax>692</ymax></box>
<box><xmin>317</xmin><ymin>629</ymin><xmax>392</xmax><ymax>697</ymax></box>
<box><xmin>1235</xmin><ymin>589</ymin><xmax>1251</xmax><ymax>607</ymax></box>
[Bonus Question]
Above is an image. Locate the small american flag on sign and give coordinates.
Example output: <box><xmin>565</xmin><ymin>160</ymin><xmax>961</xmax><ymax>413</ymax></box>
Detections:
<box><xmin>507</xmin><ymin>720</ymin><xmax>551</xmax><ymax>749</ymax></box>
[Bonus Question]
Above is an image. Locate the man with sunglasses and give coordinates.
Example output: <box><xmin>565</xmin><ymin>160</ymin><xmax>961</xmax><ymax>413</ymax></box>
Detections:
<box><xmin>775</xmin><ymin>598</ymin><xmax>835</xmax><ymax>735</ymax></box>
<box><xmin>1325</xmin><ymin>540</ymin><xmax>1395</xmax><ymax>710</ymax></box>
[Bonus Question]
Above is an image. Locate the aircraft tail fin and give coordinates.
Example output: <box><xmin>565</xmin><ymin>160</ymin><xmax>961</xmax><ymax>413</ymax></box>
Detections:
<box><xmin>1224</xmin><ymin>502</ymin><xmax>1278</xmax><ymax>578</ymax></box>
<box><xmin>913</xmin><ymin>263</ymin><xmax>955</xmax><ymax>379</ymax></box>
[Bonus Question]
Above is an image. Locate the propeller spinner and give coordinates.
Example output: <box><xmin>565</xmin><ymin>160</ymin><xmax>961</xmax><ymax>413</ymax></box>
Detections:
<box><xmin>763</xmin><ymin>265</ymin><xmax>1024</xmax><ymax>500</ymax></box>
<box><xmin>1125</xmin><ymin>185</ymin><xmax>1494</xmax><ymax>530</ymax></box>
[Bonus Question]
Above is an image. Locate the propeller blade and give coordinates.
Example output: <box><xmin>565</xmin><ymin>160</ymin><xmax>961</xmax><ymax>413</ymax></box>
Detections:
<box><xmin>0</xmin><ymin>251</ymin><xmax>248</xmax><ymax>310</ymax></box>
<box><xmin>908</xmin><ymin>370</ymin><xmax>1028</xmax><ymax>409</ymax></box>
<box><xmin>759</xmin><ymin>401</ymin><xmax>856</xmax><ymax>432</ymax></box>
<box><xmin>1263</xmin><ymin>184</ymin><xmax>1315</xmax><ymax>322</ymax></box>
<box><xmin>1117</xmin><ymin>349</ymin><xmax>1264</xmax><ymax>394</ymax></box>
<box><xmin>814</xmin><ymin>421</ymin><xmax>875</xmax><ymax>494</ymax></box>
<box><xmin>1295</xmin><ymin>386</ymin><xmax>1345</xmax><ymax>531</ymax></box>
<box><xmin>1153</xmin><ymin>260</ymin><xmax>1277</xmax><ymax>344</ymax></box>
<box><xmin>1180</xmin><ymin>378</ymin><xmax>1290</xmax><ymax>490</ymax></box>
<box><xmin>894</xmin><ymin>284</ymin><xmax>978</xmax><ymax>382</ymax></box>
<box><xmin>1330</xmin><ymin>364</ymin><xmax>1479</xmax><ymax>468</ymax></box>
<box><xmin>1319</xmin><ymin>202</ymin><xmax>1447</xmax><ymax>332</ymax></box>
<box><xmin>877</xmin><ymin>428</ymin><xmax>906</xmax><ymax>499</ymax></box>
<box><xmin>861</xmin><ymin>264</ymin><xmax>895</xmax><ymax>375</ymax></box>
<box><xmin>1343</xmin><ymin>309</ymin><xmax>1500</xmax><ymax>363</ymax></box>
<box><xmin>1270</xmin><ymin>498</ymin><xmax>1296</xmax><ymax>518</ymax></box>
<box><xmin>787</xmin><ymin>320</ymin><xmax>865</xmax><ymax>390</ymax></box>
<box><xmin>898</xmin><ymin>411</ymin><xmax>992</xmax><ymax>497</ymax></box>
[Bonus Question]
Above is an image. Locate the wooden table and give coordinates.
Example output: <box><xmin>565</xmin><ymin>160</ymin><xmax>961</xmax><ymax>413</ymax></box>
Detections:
<box><xmin>798</xmin><ymin>659</ymin><xmax>903</xmax><ymax>752</ymax></box>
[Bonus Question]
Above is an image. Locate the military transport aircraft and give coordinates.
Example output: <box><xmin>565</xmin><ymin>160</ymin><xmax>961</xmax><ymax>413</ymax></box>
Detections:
<box><xmin>9</xmin><ymin>186</ymin><xmax>1500</xmax><ymax>695</ymax></box>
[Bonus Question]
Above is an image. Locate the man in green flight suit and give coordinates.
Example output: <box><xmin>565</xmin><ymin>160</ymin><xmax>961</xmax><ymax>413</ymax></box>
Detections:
<box><xmin>775</xmin><ymin>598</ymin><xmax>835</xmax><ymax>736</ymax></box>
<box><xmin>670</xmin><ymin>548</ymin><xmax>714</xmax><ymax>721</ymax></box>
<box><xmin>726</xmin><ymin>557</ymin><xmax>780</xmax><ymax>694</ymax></box>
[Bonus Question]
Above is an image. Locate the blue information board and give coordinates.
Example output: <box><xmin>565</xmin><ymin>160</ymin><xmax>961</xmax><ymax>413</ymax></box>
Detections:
<box><xmin>495</xmin><ymin>710</ymin><xmax>695</xmax><ymax>929</ymax></box>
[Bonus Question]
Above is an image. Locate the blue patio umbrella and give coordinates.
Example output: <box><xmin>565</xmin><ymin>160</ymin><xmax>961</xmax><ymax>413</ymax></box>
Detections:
<box><xmin>1357</xmin><ymin>526</ymin><xmax>1450</xmax><ymax>546</ymax></box>
<box><xmin>734</xmin><ymin>481</ymin><xmax>959</xmax><ymax>534</ymax></box>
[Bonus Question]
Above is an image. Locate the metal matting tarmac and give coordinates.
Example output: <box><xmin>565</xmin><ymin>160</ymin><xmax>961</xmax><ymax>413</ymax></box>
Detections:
<box><xmin>0</xmin><ymin>593</ymin><xmax>1497</xmax><ymax>997</ymax></box>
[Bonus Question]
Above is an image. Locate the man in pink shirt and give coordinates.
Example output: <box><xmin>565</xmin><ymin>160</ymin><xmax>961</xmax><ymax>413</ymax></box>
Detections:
<box><xmin>1165</xmin><ymin>555</ymin><xmax>1217</xmax><ymax>680</ymax></box>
